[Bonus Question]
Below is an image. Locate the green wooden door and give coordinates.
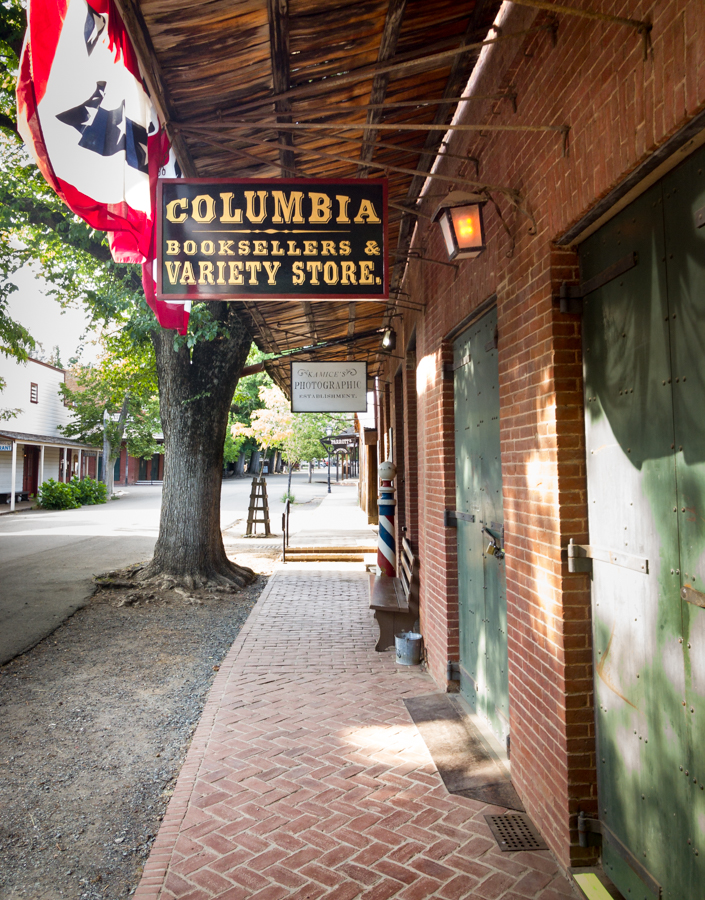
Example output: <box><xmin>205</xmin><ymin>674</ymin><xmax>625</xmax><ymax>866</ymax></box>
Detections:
<box><xmin>454</xmin><ymin>307</ymin><xmax>509</xmax><ymax>745</ymax></box>
<box><xmin>581</xmin><ymin>147</ymin><xmax>705</xmax><ymax>899</ymax></box>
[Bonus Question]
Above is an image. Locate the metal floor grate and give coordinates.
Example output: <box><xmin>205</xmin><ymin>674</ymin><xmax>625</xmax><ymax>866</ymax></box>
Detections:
<box><xmin>484</xmin><ymin>813</ymin><xmax>548</xmax><ymax>851</ymax></box>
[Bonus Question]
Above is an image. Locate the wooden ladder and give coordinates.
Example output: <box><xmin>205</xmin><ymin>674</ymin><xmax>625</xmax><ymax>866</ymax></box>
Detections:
<box><xmin>245</xmin><ymin>476</ymin><xmax>272</xmax><ymax>536</ymax></box>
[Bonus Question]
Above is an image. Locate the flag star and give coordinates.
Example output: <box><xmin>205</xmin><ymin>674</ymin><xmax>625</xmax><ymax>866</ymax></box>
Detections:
<box><xmin>116</xmin><ymin>107</ymin><xmax>127</xmax><ymax>141</ymax></box>
<box><xmin>84</xmin><ymin>105</ymin><xmax>99</xmax><ymax>127</ymax></box>
<box><xmin>138</xmin><ymin>140</ymin><xmax>148</xmax><ymax>165</ymax></box>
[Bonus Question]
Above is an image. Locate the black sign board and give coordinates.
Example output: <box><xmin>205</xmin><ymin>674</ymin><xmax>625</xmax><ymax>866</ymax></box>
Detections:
<box><xmin>157</xmin><ymin>178</ymin><xmax>388</xmax><ymax>301</ymax></box>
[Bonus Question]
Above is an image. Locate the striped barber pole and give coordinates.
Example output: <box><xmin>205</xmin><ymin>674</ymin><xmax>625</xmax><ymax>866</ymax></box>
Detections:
<box><xmin>377</xmin><ymin>461</ymin><xmax>396</xmax><ymax>577</ymax></box>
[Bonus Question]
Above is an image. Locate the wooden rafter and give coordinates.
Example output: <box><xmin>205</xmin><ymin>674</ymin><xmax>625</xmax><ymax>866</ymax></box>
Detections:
<box><xmin>267</xmin><ymin>0</ymin><xmax>297</xmax><ymax>177</ymax></box>
<box><xmin>112</xmin><ymin>0</ymin><xmax>196</xmax><ymax>176</ymax></box>
<box><xmin>358</xmin><ymin>0</ymin><xmax>407</xmax><ymax>178</ymax></box>
<box><xmin>302</xmin><ymin>302</ymin><xmax>319</xmax><ymax>345</ymax></box>
<box><xmin>347</xmin><ymin>303</ymin><xmax>356</xmax><ymax>361</ymax></box>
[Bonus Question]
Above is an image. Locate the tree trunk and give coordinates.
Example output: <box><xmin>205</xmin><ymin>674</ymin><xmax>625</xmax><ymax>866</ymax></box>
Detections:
<box><xmin>287</xmin><ymin>461</ymin><xmax>293</xmax><ymax>498</ymax></box>
<box><xmin>308</xmin><ymin>460</ymin><xmax>313</xmax><ymax>483</ymax></box>
<box><xmin>140</xmin><ymin>304</ymin><xmax>255</xmax><ymax>589</ymax></box>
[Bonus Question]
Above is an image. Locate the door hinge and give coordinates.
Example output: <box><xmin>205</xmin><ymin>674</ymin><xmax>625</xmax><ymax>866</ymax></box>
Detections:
<box><xmin>555</xmin><ymin>251</ymin><xmax>639</xmax><ymax>314</ymax></box>
<box><xmin>682</xmin><ymin>585</ymin><xmax>705</xmax><ymax>608</ymax></box>
<box><xmin>444</xmin><ymin>510</ymin><xmax>476</xmax><ymax>527</ymax></box>
<box><xmin>695</xmin><ymin>205</ymin><xmax>705</xmax><ymax>229</ymax></box>
<box><xmin>566</xmin><ymin>539</ymin><xmax>648</xmax><ymax>574</ymax></box>
<box><xmin>578</xmin><ymin>814</ymin><xmax>661</xmax><ymax>898</ymax></box>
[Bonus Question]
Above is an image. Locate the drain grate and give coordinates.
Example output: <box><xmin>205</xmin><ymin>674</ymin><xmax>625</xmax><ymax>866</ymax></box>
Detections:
<box><xmin>484</xmin><ymin>813</ymin><xmax>548</xmax><ymax>851</ymax></box>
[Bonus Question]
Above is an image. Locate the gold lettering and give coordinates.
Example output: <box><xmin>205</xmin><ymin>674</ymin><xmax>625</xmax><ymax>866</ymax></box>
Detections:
<box><xmin>323</xmin><ymin>261</ymin><xmax>339</xmax><ymax>285</ymax></box>
<box><xmin>308</xmin><ymin>192</ymin><xmax>332</xmax><ymax>224</ymax></box>
<box><xmin>220</xmin><ymin>192</ymin><xmax>243</xmax><ymax>224</ymax></box>
<box><xmin>306</xmin><ymin>261</ymin><xmax>323</xmax><ymax>284</ymax></box>
<box><xmin>271</xmin><ymin>191</ymin><xmax>304</xmax><ymax>224</ymax></box>
<box><xmin>354</xmin><ymin>199</ymin><xmax>381</xmax><ymax>224</ymax></box>
<box><xmin>287</xmin><ymin>241</ymin><xmax>301</xmax><ymax>256</ymax></box>
<box><xmin>191</xmin><ymin>194</ymin><xmax>216</xmax><ymax>224</ymax></box>
<box><xmin>228</xmin><ymin>261</ymin><xmax>244</xmax><ymax>285</ymax></box>
<box><xmin>201</xmin><ymin>240</ymin><xmax>215</xmax><ymax>255</ymax></box>
<box><xmin>166</xmin><ymin>240</ymin><xmax>180</xmax><ymax>255</ymax></box>
<box><xmin>339</xmin><ymin>240</ymin><xmax>351</xmax><ymax>256</ymax></box>
<box><xmin>271</xmin><ymin>240</ymin><xmax>284</xmax><ymax>256</ymax></box>
<box><xmin>183</xmin><ymin>240</ymin><xmax>197</xmax><ymax>256</ymax></box>
<box><xmin>245</xmin><ymin>261</ymin><xmax>262</xmax><ymax>284</ymax></box>
<box><xmin>180</xmin><ymin>262</ymin><xmax>196</xmax><ymax>285</ymax></box>
<box><xmin>359</xmin><ymin>260</ymin><xmax>374</xmax><ymax>284</ymax></box>
<box><xmin>165</xmin><ymin>197</ymin><xmax>188</xmax><ymax>223</ymax></box>
<box><xmin>245</xmin><ymin>190</ymin><xmax>268</xmax><ymax>223</ymax></box>
<box><xmin>336</xmin><ymin>195</ymin><xmax>351</xmax><ymax>223</ymax></box>
<box><xmin>292</xmin><ymin>261</ymin><xmax>305</xmax><ymax>285</ymax></box>
<box><xmin>263</xmin><ymin>261</ymin><xmax>281</xmax><ymax>284</ymax></box>
<box><xmin>253</xmin><ymin>241</ymin><xmax>268</xmax><ymax>255</ymax></box>
<box><xmin>321</xmin><ymin>241</ymin><xmax>336</xmax><ymax>256</ymax></box>
<box><xmin>340</xmin><ymin>261</ymin><xmax>357</xmax><ymax>285</ymax></box>
<box><xmin>216</xmin><ymin>261</ymin><xmax>227</xmax><ymax>285</ymax></box>
<box><xmin>303</xmin><ymin>241</ymin><xmax>318</xmax><ymax>256</ymax></box>
<box><xmin>199</xmin><ymin>261</ymin><xmax>215</xmax><ymax>285</ymax></box>
<box><xmin>238</xmin><ymin>241</ymin><xmax>251</xmax><ymax>256</ymax></box>
<box><xmin>218</xmin><ymin>240</ymin><xmax>235</xmax><ymax>255</ymax></box>
<box><xmin>165</xmin><ymin>261</ymin><xmax>181</xmax><ymax>284</ymax></box>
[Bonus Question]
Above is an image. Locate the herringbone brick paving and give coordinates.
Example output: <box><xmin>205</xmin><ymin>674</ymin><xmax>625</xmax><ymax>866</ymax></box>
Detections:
<box><xmin>135</xmin><ymin>570</ymin><xmax>577</xmax><ymax>900</ymax></box>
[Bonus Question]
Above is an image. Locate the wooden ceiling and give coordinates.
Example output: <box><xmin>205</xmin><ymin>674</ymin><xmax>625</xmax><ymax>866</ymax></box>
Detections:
<box><xmin>119</xmin><ymin>0</ymin><xmax>502</xmax><ymax>392</ymax></box>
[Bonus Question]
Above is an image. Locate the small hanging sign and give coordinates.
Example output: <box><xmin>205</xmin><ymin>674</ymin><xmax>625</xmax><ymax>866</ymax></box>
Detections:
<box><xmin>157</xmin><ymin>178</ymin><xmax>387</xmax><ymax>301</ymax></box>
<box><xmin>290</xmin><ymin>361</ymin><xmax>368</xmax><ymax>412</ymax></box>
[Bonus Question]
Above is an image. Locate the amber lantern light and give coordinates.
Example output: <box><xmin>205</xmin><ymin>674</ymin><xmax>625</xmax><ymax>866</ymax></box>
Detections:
<box><xmin>433</xmin><ymin>191</ymin><xmax>487</xmax><ymax>261</ymax></box>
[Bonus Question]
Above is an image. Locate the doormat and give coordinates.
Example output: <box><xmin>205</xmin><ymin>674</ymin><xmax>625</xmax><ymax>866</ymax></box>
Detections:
<box><xmin>484</xmin><ymin>813</ymin><xmax>548</xmax><ymax>851</ymax></box>
<box><xmin>403</xmin><ymin>693</ymin><xmax>524</xmax><ymax>811</ymax></box>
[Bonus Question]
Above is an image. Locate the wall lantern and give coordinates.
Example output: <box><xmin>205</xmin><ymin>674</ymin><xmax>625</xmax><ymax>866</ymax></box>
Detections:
<box><xmin>381</xmin><ymin>328</ymin><xmax>396</xmax><ymax>351</ymax></box>
<box><xmin>433</xmin><ymin>191</ymin><xmax>487</xmax><ymax>261</ymax></box>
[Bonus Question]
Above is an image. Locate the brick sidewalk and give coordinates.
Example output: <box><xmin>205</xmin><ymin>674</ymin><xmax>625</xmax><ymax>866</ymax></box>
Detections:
<box><xmin>135</xmin><ymin>570</ymin><xmax>576</xmax><ymax>900</ymax></box>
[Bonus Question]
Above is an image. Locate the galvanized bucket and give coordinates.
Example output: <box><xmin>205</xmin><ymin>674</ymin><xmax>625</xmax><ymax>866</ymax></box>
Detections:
<box><xmin>395</xmin><ymin>632</ymin><xmax>423</xmax><ymax>666</ymax></box>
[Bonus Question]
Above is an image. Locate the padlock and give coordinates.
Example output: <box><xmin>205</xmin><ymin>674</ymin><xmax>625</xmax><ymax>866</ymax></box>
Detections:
<box><xmin>486</xmin><ymin>542</ymin><xmax>496</xmax><ymax>557</ymax></box>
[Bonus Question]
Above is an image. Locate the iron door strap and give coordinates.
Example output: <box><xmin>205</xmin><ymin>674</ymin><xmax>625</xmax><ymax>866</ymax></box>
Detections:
<box><xmin>681</xmin><ymin>585</ymin><xmax>705</xmax><ymax>608</ymax></box>
<box><xmin>444</xmin><ymin>510</ymin><xmax>476</xmax><ymax>527</ymax></box>
<box><xmin>567</xmin><ymin>539</ymin><xmax>648</xmax><ymax>574</ymax></box>
<box><xmin>556</xmin><ymin>251</ymin><xmax>639</xmax><ymax>313</ymax></box>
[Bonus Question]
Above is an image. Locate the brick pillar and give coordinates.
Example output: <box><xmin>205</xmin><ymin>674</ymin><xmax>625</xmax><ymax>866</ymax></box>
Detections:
<box><xmin>500</xmin><ymin>246</ymin><xmax>596</xmax><ymax>866</ymax></box>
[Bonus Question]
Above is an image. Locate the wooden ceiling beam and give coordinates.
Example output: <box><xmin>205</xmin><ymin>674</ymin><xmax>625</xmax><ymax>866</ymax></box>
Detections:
<box><xmin>347</xmin><ymin>303</ymin><xmax>356</xmax><ymax>361</ymax></box>
<box><xmin>192</xmin><ymin>24</ymin><xmax>547</xmax><ymax>120</ymax></box>
<box><xmin>302</xmin><ymin>302</ymin><xmax>319</xmax><ymax>344</ymax></box>
<box><xmin>112</xmin><ymin>0</ymin><xmax>197</xmax><ymax>176</ymax></box>
<box><xmin>267</xmin><ymin>0</ymin><xmax>297</xmax><ymax>177</ymax></box>
<box><xmin>358</xmin><ymin>0</ymin><xmax>408</xmax><ymax>178</ymax></box>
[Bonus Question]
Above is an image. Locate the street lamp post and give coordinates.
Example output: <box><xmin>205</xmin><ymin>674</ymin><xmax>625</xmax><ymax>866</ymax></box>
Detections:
<box><xmin>326</xmin><ymin>427</ymin><xmax>332</xmax><ymax>494</ymax></box>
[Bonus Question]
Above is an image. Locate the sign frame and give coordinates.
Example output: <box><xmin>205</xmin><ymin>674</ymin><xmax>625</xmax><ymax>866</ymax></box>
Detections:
<box><xmin>156</xmin><ymin>177</ymin><xmax>388</xmax><ymax>302</ymax></box>
<box><xmin>290</xmin><ymin>361</ymin><xmax>368</xmax><ymax>414</ymax></box>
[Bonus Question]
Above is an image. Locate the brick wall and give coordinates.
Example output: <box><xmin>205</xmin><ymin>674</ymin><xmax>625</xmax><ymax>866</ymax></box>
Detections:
<box><xmin>382</xmin><ymin>0</ymin><xmax>704</xmax><ymax>867</ymax></box>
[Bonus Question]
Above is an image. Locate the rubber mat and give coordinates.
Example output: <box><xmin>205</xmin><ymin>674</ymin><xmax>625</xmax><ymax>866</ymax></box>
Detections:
<box><xmin>403</xmin><ymin>693</ymin><xmax>524</xmax><ymax>811</ymax></box>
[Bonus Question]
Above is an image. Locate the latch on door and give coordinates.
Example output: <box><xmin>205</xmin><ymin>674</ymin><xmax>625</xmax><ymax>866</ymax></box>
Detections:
<box><xmin>482</xmin><ymin>526</ymin><xmax>504</xmax><ymax>560</ymax></box>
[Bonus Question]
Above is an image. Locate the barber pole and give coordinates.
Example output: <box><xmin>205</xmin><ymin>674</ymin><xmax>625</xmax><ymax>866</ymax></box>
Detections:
<box><xmin>377</xmin><ymin>460</ymin><xmax>396</xmax><ymax>576</ymax></box>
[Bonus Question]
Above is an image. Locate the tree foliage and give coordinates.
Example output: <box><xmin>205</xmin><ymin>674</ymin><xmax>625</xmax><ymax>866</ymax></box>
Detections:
<box><xmin>244</xmin><ymin>384</ymin><xmax>352</xmax><ymax>466</ymax></box>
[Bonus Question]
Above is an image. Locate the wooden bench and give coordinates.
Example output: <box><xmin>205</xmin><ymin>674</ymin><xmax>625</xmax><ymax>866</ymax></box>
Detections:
<box><xmin>369</xmin><ymin>536</ymin><xmax>420</xmax><ymax>651</ymax></box>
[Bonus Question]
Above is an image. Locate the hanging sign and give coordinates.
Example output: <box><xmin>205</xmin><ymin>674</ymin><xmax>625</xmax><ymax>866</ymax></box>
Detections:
<box><xmin>290</xmin><ymin>362</ymin><xmax>367</xmax><ymax>413</ymax></box>
<box><xmin>157</xmin><ymin>178</ymin><xmax>387</xmax><ymax>301</ymax></box>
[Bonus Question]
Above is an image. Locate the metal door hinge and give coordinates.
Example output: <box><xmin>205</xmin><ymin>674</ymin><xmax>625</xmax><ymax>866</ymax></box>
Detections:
<box><xmin>446</xmin><ymin>660</ymin><xmax>460</xmax><ymax>681</ymax></box>
<box><xmin>555</xmin><ymin>252</ymin><xmax>639</xmax><ymax>313</ymax></box>
<box><xmin>578</xmin><ymin>814</ymin><xmax>661</xmax><ymax>898</ymax></box>
<box><xmin>695</xmin><ymin>205</ymin><xmax>705</xmax><ymax>229</ymax></box>
<box><xmin>682</xmin><ymin>585</ymin><xmax>705</xmax><ymax>608</ymax></box>
<box><xmin>444</xmin><ymin>510</ymin><xmax>475</xmax><ymax>527</ymax></box>
<box><xmin>566</xmin><ymin>539</ymin><xmax>648</xmax><ymax>574</ymax></box>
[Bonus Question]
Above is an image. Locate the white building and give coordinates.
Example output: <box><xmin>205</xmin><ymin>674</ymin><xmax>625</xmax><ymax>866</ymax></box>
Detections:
<box><xmin>0</xmin><ymin>355</ymin><xmax>101</xmax><ymax>509</ymax></box>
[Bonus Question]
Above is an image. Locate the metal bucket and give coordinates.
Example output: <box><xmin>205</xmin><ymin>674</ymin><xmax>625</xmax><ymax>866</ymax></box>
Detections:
<box><xmin>395</xmin><ymin>632</ymin><xmax>423</xmax><ymax>666</ymax></box>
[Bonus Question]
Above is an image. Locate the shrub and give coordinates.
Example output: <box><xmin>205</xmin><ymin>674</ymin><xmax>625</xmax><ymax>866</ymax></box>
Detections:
<box><xmin>281</xmin><ymin>491</ymin><xmax>295</xmax><ymax>504</ymax></box>
<box><xmin>37</xmin><ymin>479</ymin><xmax>81</xmax><ymax>510</ymax></box>
<box><xmin>70</xmin><ymin>476</ymin><xmax>108</xmax><ymax>505</ymax></box>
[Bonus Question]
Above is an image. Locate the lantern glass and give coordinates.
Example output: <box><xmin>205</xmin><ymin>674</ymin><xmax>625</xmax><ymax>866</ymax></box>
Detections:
<box><xmin>449</xmin><ymin>204</ymin><xmax>485</xmax><ymax>258</ymax></box>
<box><xmin>438</xmin><ymin>212</ymin><xmax>456</xmax><ymax>258</ymax></box>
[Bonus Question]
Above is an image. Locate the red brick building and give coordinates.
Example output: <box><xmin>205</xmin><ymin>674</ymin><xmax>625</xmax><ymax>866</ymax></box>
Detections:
<box><xmin>370</xmin><ymin>1</ymin><xmax>705</xmax><ymax>894</ymax></box>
